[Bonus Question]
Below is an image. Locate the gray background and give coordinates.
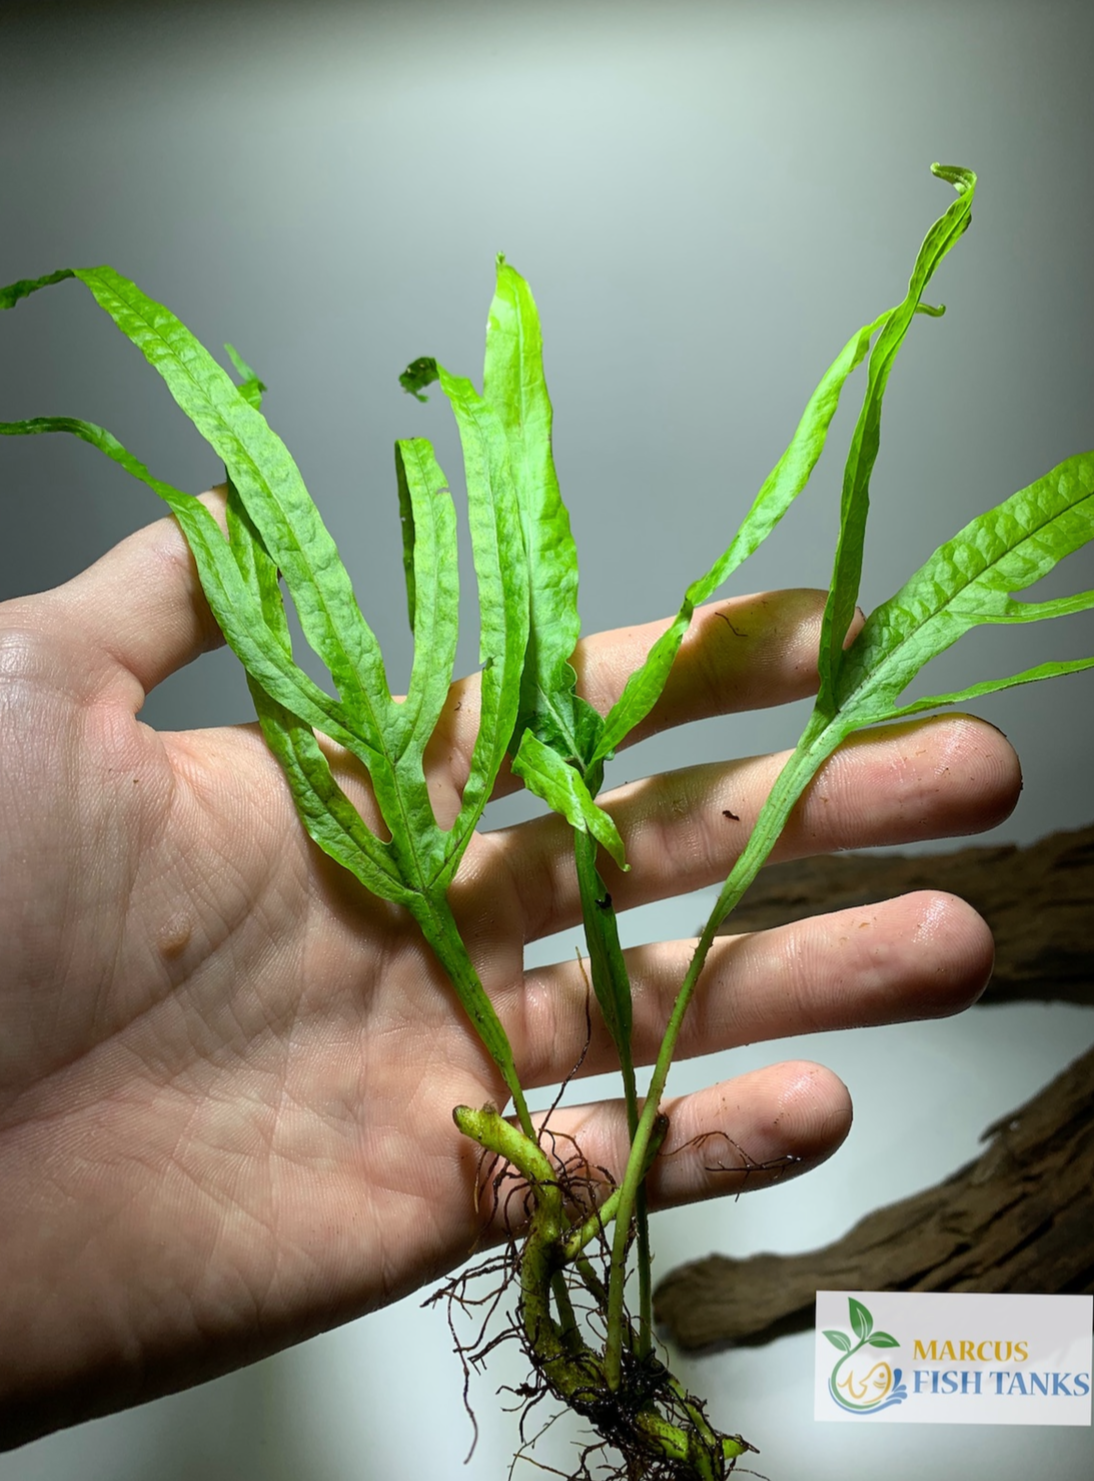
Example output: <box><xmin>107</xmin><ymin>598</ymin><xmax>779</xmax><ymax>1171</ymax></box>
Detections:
<box><xmin>2</xmin><ymin>1</ymin><xmax>1093</xmax><ymax>1477</ymax></box>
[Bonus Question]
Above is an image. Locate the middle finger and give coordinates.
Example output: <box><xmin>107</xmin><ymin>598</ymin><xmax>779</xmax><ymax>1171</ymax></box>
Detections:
<box><xmin>471</xmin><ymin>712</ymin><xmax>1020</xmax><ymax>947</ymax></box>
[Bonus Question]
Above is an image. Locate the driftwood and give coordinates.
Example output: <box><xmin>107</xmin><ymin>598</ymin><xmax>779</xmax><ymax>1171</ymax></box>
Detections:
<box><xmin>652</xmin><ymin>825</ymin><xmax>1094</xmax><ymax>1351</ymax></box>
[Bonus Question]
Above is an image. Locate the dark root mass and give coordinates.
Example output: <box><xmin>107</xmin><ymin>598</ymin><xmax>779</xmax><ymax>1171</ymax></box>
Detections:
<box><xmin>431</xmin><ymin>1122</ymin><xmax>758</xmax><ymax>1480</ymax></box>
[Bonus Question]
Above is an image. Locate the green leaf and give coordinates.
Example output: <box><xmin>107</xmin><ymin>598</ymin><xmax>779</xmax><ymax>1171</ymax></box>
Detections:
<box><xmin>6</xmin><ymin>410</ymin><xmax>455</xmax><ymax>900</ymax></box>
<box><xmin>609</xmin><ymin>169</ymin><xmax>987</xmax><ymax>982</ymax></box>
<box><xmin>396</xmin><ymin>440</ymin><xmax>420</xmax><ymax>633</ymax></box>
<box><xmin>684</xmin><ymin>420</ymin><xmax>1094</xmax><ymax>1000</ymax></box>
<box><xmin>482</xmin><ymin>257</ymin><xmax>596</xmax><ymax>764</ymax></box>
<box><xmin>226</xmin><ymin>461</ymin><xmax>523</xmax><ymax>1106</ymax></box>
<box><xmin>0</xmin><ymin>267</ymin><xmax>461</xmax><ymax>876</ymax></box>
<box><xmin>815</xmin><ymin>164</ymin><xmax>976</xmax><ymax>713</ymax></box>
<box><xmin>690</xmin><ymin>170</ymin><xmax>1086</xmax><ymax>949</ymax></box>
<box><xmin>248</xmin><ymin>678</ymin><xmax>414</xmax><ymax>905</ymax></box>
<box><xmin>3</xmin><ymin>264</ymin><xmax>400</xmax><ymax>754</ymax></box>
<box><xmin>0</xmin><ymin>266</ymin><xmax>535</xmax><ymax>1129</ymax></box>
<box><xmin>224</xmin><ymin>480</ymin><xmax>409</xmax><ymax>899</ymax></box>
<box><xmin>590</xmin><ymin>308</ymin><xmax>888</xmax><ymax>765</ymax></box>
<box><xmin>393</xmin><ymin>438</ymin><xmax>460</xmax><ymax>766</ymax></box>
<box><xmin>824</xmin><ymin>1330</ymin><xmax>853</xmax><ymax>1353</ymax></box>
<box><xmin>512</xmin><ymin>731</ymin><xmax>626</xmax><ymax>870</ymax></box>
<box><xmin>687</xmin><ymin>436</ymin><xmax>1094</xmax><ymax>1061</ymax></box>
<box><xmin>879</xmin><ymin>655</ymin><xmax>1094</xmax><ymax>720</ymax></box>
<box><xmin>836</xmin><ymin>448</ymin><xmax>1094</xmax><ymax>724</ymax></box>
<box><xmin>224</xmin><ymin>473</ymin><xmax>289</xmax><ymax>644</ymax></box>
<box><xmin>431</xmin><ymin>366</ymin><xmax>530</xmax><ymax>872</ymax></box>
<box><xmin>870</xmin><ymin>1332</ymin><xmax>900</xmax><ymax>1349</ymax></box>
<box><xmin>848</xmin><ymin>1298</ymin><xmax>873</xmax><ymax>1342</ymax></box>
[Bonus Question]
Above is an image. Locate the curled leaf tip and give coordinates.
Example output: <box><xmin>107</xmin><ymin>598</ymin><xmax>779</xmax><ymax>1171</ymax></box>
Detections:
<box><xmin>931</xmin><ymin>162</ymin><xmax>977</xmax><ymax>194</ymax></box>
<box><xmin>224</xmin><ymin>343</ymin><xmax>268</xmax><ymax>408</ymax></box>
<box><xmin>0</xmin><ymin>266</ymin><xmax>77</xmax><ymax>311</ymax></box>
<box><xmin>224</xmin><ymin>342</ymin><xmax>265</xmax><ymax>384</ymax></box>
<box><xmin>399</xmin><ymin>355</ymin><xmax>439</xmax><ymax>403</ymax></box>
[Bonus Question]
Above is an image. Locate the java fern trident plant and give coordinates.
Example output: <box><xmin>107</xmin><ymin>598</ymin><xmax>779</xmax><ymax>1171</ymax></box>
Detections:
<box><xmin>3</xmin><ymin>165</ymin><xmax>1093</xmax><ymax>1479</ymax></box>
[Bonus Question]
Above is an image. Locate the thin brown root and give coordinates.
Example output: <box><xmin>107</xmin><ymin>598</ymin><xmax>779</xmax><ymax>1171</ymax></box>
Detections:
<box><xmin>441</xmin><ymin>1112</ymin><xmax>754</xmax><ymax>1477</ymax></box>
<box><xmin>662</xmin><ymin>1128</ymin><xmax>802</xmax><ymax>1196</ymax></box>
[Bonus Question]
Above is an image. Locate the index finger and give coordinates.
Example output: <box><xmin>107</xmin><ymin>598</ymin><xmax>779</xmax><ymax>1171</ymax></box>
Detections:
<box><xmin>426</xmin><ymin>587</ymin><xmax>841</xmax><ymax>804</ymax></box>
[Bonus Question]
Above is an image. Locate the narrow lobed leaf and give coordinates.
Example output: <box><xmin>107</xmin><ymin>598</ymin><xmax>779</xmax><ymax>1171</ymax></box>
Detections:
<box><xmin>395</xmin><ymin>440</ymin><xmax>419</xmax><ymax>633</ymax></box>
<box><xmin>590</xmin><ymin>309</ymin><xmax>888</xmax><ymax>765</ymax></box>
<box><xmin>432</xmin><ymin>366</ymin><xmax>530</xmax><ymax>871</ymax></box>
<box><xmin>248</xmin><ymin>678</ymin><xmax>415</xmax><ymax>904</ymax></box>
<box><xmin>394</xmin><ymin>438</ymin><xmax>460</xmax><ymax>767</ymax></box>
<box><xmin>224</xmin><ymin>476</ymin><xmax>422</xmax><ymax>904</ymax></box>
<box><xmin>815</xmin><ymin>164</ymin><xmax>977</xmax><ymax>713</ymax></box>
<box><xmin>0</xmin><ymin>414</ymin><xmax>369</xmax><ymax>753</ymax></box>
<box><xmin>836</xmin><ymin>448</ymin><xmax>1094</xmax><ymax>724</ymax></box>
<box><xmin>879</xmin><ymin>655</ymin><xmax>1094</xmax><ymax>722</ymax></box>
<box><xmin>5</xmin><ymin>263</ymin><xmax>401</xmax><ymax>756</ymax></box>
<box><xmin>483</xmin><ymin>257</ymin><xmax>593</xmax><ymax>765</ymax></box>
<box><xmin>225</xmin><ymin>474</ymin><xmax>288</xmax><ymax>643</ymax></box>
<box><xmin>0</xmin><ymin>267</ymin><xmax>76</xmax><ymax>310</ymax></box>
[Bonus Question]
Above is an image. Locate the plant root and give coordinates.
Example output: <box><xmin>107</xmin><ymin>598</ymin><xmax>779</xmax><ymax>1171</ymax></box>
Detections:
<box><xmin>437</xmin><ymin>1105</ymin><xmax>757</xmax><ymax>1480</ymax></box>
<box><xmin>662</xmin><ymin>1129</ymin><xmax>803</xmax><ymax>1194</ymax></box>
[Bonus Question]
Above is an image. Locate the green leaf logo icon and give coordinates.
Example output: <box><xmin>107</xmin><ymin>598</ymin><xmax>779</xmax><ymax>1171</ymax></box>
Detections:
<box><xmin>825</xmin><ymin>1298</ymin><xmax>907</xmax><ymax>1414</ymax></box>
<box><xmin>849</xmin><ymin>1297</ymin><xmax>873</xmax><ymax>1342</ymax></box>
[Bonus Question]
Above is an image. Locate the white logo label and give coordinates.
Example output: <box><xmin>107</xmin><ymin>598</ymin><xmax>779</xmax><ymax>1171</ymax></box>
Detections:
<box><xmin>815</xmin><ymin>1291</ymin><xmax>1092</xmax><ymax>1425</ymax></box>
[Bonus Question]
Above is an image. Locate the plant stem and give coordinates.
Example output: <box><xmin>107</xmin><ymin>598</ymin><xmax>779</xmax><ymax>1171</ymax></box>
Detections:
<box><xmin>551</xmin><ymin>1271</ymin><xmax>582</xmax><ymax>1350</ymax></box>
<box><xmin>415</xmin><ymin>895</ymin><xmax>536</xmax><ymax>1140</ymax></box>
<box><xmin>603</xmin><ymin>712</ymin><xmax>846</xmax><ymax>1386</ymax></box>
<box><xmin>573</xmin><ymin>828</ymin><xmax>656</xmax><ymax>1355</ymax></box>
<box><xmin>562</xmin><ymin>1113</ymin><xmax>669</xmax><ymax>1262</ymax></box>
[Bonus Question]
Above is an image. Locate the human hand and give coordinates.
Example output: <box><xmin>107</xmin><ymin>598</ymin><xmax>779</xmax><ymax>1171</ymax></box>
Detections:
<box><xmin>0</xmin><ymin>490</ymin><xmax>1018</xmax><ymax>1447</ymax></box>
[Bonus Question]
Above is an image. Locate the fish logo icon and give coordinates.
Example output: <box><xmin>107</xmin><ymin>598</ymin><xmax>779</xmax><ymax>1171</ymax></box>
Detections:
<box><xmin>824</xmin><ymin>1297</ymin><xmax>909</xmax><ymax>1414</ymax></box>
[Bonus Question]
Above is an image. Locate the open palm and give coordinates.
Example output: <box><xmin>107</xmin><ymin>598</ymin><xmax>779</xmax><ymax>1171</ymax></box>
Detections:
<box><xmin>0</xmin><ymin>494</ymin><xmax>1018</xmax><ymax>1448</ymax></box>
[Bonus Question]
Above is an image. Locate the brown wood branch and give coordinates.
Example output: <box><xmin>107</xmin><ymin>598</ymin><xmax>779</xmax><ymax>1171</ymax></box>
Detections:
<box><xmin>652</xmin><ymin>825</ymin><xmax>1094</xmax><ymax>1351</ymax></box>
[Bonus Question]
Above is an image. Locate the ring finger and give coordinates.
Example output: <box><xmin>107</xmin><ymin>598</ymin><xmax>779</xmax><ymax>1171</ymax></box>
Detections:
<box><xmin>512</xmin><ymin>888</ymin><xmax>994</xmax><ymax>1090</ymax></box>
